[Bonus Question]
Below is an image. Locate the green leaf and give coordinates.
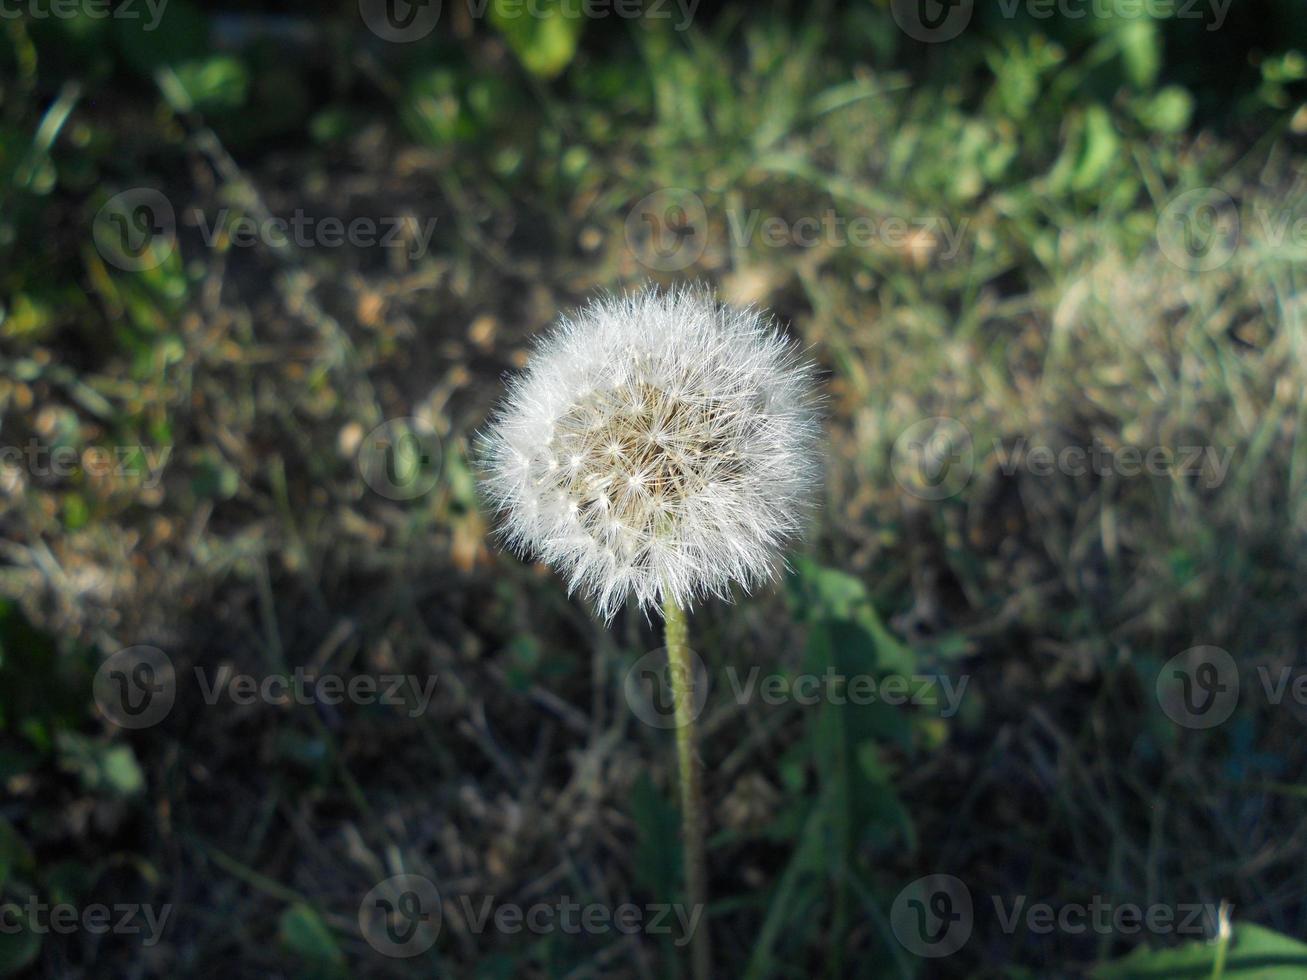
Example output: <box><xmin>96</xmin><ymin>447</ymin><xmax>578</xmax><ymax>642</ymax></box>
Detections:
<box><xmin>1092</xmin><ymin>924</ymin><xmax>1307</xmax><ymax>979</ymax></box>
<box><xmin>279</xmin><ymin>904</ymin><xmax>345</xmax><ymax>978</ymax></box>
<box><xmin>1071</xmin><ymin>105</ymin><xmax>1120</xmax><ymax>192</ymax></box>
<box><xmin>1050</xmin><ymin>104</ymin><xmax>1121</xmax><ymax>195</ymax></box>
<box><xmin>1134</xmin><ymin>86</ymin><xmax>1194</xmax><ymax>134</ymax></box>
<box><xmin>55</xmin><ymin>733</ymin><xmax>145</xmax><ymax>798</ymax></box>
<box><xmin>743</xmin><ymin>803</ymin><xmax>830</xmax><ymax>980</ymax></box>
<box><xmin>190</xmin><ymin>454</ymin><xmax>240</xmax><ymax>501</ymax></box>
<box><xmin>170</xmin><ymin>57</ymin><xmax>249</xmax><ymax>112</ymax></box>
<box><xmin>789</xmin><ymin>560</ymin><xmax>915</xmax><ymax>677</ymax></box>
<box><xmin>1</xmin><ymin>294</ymin><xmax>55</xmax><ymax>341</ymax></box>
<box><xmin>790</xmin><ymin>559</ymin><xmax>868</xmax><ymax>621</ymax></box>
<box><xmin>402</xmin><ymin>69</ymin><xmax>480</xmax><ymax>146</ymax></box>
<box><xmin>310</xmin><ymin>108</ymin><xmax>369</xmax><ymax>146</ymax></box>
<box><xmin>855</xmin><ymin>745</ymin><xmax>915</xmax><ymax>849</ymax></box>
<box><xmin>489</xmin><ymin>0</ymin><xmax>584</xmax><ymax>79</ymax></box>
<box><xmin>62</xmin><ymin>493</ymin><xmax>90</xmax><ymax>531</ymax></box>
<box><xmin>630</xmin><ymin>772</ymin><xmax>680</xmax><ymax>901</ymax></box>
<box><xmin>1117</xmin><ymin>18</ymin><xmax>1161</xmax><ymax>90</ymax></box>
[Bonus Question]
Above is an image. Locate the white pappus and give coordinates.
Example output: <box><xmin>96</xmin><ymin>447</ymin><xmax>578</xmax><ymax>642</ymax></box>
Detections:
<box><xmin>479</xmin><ymin>285</ymin><xmax>822</xmax><ymax>619</ymax></box>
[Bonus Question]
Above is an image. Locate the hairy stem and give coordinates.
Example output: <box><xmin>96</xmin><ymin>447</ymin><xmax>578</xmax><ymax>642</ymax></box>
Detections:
<box><xmin>663</xmin><ymin>598</ymin><xmax>710</xmax><ymax>980</ymax></box>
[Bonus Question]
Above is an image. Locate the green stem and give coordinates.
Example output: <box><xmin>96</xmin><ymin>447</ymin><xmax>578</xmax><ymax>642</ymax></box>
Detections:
<box><xmin>663</xmin><ymin>597</ymin><xmax>711</xmax><ymax>980</ymax></box>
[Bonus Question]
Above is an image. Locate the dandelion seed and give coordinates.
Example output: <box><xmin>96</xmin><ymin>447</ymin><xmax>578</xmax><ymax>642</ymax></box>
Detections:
<box><xmin>478</xmin><ymin>284</ymin><xmax>821</xmax><ymax>620</ymax></box>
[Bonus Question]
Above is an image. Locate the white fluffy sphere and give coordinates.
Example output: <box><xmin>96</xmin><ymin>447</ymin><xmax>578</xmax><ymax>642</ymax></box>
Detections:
<box><xmin>479</xmin><ymin>285</ymin><xmax>821</xmax><ymax>619</ymax></box>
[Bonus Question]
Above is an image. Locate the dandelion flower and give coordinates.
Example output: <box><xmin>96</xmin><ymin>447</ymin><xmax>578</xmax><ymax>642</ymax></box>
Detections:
<box><xmin>479</xmin><ymin>285</ymin><xmax>821</xmax><ymax>620</ymax></box>
<box><xmin>480</xmin><ymin>284</ymin><xmax>821</xmax><ymax>979</ymax></box>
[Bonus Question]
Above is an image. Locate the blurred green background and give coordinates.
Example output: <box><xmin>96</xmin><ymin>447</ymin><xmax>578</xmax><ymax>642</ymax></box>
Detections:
<box><xmin>3</xmin><ymin>0</ymin><xmax>1307</xmax><ymax>976</ymax></box>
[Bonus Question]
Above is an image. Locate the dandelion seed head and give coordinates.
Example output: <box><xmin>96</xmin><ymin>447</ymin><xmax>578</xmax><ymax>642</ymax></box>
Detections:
<box><xmin>479</xmin><ymin>285</ymin><xmax>821</xmax><ymax>619</ymax></box>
